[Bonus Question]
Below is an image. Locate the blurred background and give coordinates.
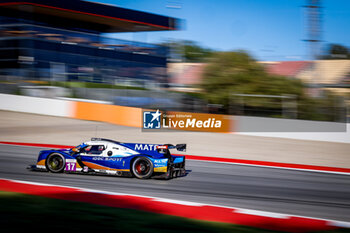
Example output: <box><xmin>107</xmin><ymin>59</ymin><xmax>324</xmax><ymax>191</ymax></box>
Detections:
<box><xmin>0</xmin><ymin>0</ymin><xmax>349</xmax><ymax>122</ymax></box>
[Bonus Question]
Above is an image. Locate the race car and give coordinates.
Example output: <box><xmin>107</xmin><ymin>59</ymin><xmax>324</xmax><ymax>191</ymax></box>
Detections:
<box><xmin>29</xmin><ymin>138</ymin><xmax>186</xmax><ymax>179</ymax></box>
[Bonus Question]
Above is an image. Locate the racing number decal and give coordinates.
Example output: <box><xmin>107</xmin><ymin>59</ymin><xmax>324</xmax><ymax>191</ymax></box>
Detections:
<box><xmin>65</xmin><ymin>160</ymin><xmax>76</xmax><ymax>172</ymax></box>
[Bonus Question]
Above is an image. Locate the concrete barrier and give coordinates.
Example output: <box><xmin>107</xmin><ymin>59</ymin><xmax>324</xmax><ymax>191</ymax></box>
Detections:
<box><xmin>236</xmin><ymin>123</ymin><xmax>350</xmax><ymax>143</ymax></box>
<box><xmin>0</xmin><ymin>93</ymin><xmax>72</xmax><ymax>117</ymax></box>
<box><xmin>234</xmin><ymin>115</ymin><xmax>350</xmax><ymax>143</ymax></box>
<box><xmin>0</xmin><ymin>94</ymin><xmax>348</xmax><ymax>143</ymax></box>
<box><xmin>0</xmin><ymin>94</ymin><xmax>142</xmax><ymax>127</ymax></box>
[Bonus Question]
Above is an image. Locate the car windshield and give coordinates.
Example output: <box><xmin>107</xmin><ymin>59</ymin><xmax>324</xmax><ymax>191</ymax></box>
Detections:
<box><xmin>85</xmin><ymin>145</ymin><xmax>105</xmax><ymax>155</ymax></box>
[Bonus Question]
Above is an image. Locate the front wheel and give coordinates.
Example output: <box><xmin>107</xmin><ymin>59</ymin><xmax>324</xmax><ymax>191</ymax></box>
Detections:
<box><xmin>132</xmin><ymin>157</ymin><xmax>153</xmax><ymax>179</ymax></box>
<box><xmin>46</xmin><ymin>153</ymin><xmax>65</xmax><ymax>173</ymax></box>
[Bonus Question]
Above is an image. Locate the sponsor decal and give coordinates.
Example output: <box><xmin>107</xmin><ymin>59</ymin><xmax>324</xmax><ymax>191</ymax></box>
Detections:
<box><xmin>154</xmin><ymin>159</ymin><xmax>168</xmax><ymax>164</ymax></box>
<box><xmin>153</xmin><ymin>159</ymin><xmax>168</xmax><ymax>172</ymax></box>
<box><xmin>92</xmin><ymin>157</ymin><xmax>123</xmax><ymax>162</ymax></box>
<box><xmin>65</xmin><ymin>159</ymin><xmax>76</xmax><ymax>172</ymax></box>
<box><xmin>134</xmin><ymin>144</ymin><xmax>157</xmax><ymax>151</ymax></box>
<box><xmin>154</xmin><ymin>166</ymin><xmax>167</xmax><ymax>172</ymax></box>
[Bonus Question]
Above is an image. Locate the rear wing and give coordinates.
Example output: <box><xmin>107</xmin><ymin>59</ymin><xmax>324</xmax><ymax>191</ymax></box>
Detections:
<box><xmin>156</xmin><ymin>144</ymin><xmax>187</xmax><ymax>153</ymax></box>
<box><xmin>175</xmin><ymin>144</ymin><xmax>187</xmax><ymax>152</ymax></box>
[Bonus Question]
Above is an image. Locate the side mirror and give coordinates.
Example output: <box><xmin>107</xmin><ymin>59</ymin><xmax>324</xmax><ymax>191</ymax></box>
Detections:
<box><xmin>72</xmin><ymin>147</ymin><xmax>79</xmax><ymax>153</ymax></box>
<box><xmin>107</xmin><ymin>151</ymin><xmax>113</xmax><ymax>156</ymax></box>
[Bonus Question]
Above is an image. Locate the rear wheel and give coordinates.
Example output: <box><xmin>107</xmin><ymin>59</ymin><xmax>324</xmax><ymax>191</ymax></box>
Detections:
<box><xmin>132</xmin><ymin>157</ymin><xmax>153</xmax><ymax>179</ymax></box>
<box><xmin>46</xmin><ymin>153</ymin><xmax>65</xmax><ymax>173</ymax></box>
<box><xmin>172</xmin><ymin>170</ymin><xmax>178</xmax><ymax>178</ymax></box>
<box><xmin>164</xmin><ymin>164</ymin><xmax>173</xmax><ymax>180</ymax></box>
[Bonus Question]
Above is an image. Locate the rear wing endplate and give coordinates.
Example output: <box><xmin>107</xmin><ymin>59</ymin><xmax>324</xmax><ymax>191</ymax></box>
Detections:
<box><xmin>156</xmin><ymin>144</ymin><xmax>187</xmax><ymax>152</ymax></box>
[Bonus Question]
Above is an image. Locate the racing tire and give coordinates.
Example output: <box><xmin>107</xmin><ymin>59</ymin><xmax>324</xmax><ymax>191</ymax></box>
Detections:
<box><xmin>172</xmin><ymin>170</ymin><xmax>178</xmax><ymax>178</ymax></box>
<box><xmin>46</xmin><ymin>153</ymin><xmax>65</xmax><ymax>173</ymax></box>
<box><xmin>164</xmin><ymin>166</ymin><xmax>173</xmax><ymax>180</ymax></box>
<box><xmin>132</xmin><ymin>157</ymin><xmax>153</xmax><ymax>179</ymax></box>
<box><xmin>176</xmin><ymin>170</ymin><xmax>182</xmax><ymax>177</ymax></box>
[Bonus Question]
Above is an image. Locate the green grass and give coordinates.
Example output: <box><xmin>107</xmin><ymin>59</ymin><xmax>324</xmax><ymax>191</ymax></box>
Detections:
<box><xmin>0</xmin><ymin>191</ymin><xmax>254</xmax><ymax>233</ymax></box>
<box><xmin>1</xmin><ymin>191</ymin><xmax>349</xmax><ymax>233</ymax></box>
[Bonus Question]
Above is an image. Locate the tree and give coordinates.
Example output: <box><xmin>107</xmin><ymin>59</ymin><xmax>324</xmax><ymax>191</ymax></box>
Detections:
<box><xmin>199</xmin><ymin>51</ymin><xmax>343</xmax><ymax>121</ymax></box>
<box><xmin>200</xmin><ymin>51</ymin><xmax>305</xmax><ymax>113</ymax></box>
<box><xmin>321</xmin><ymin>44</ymin><xmax>350</xmax><ymax>59</ymax></box>
<box><xmin>159</xmin><ymin>40</ymin><xmax>213</xmax><ymax>62</ymax></box>
<box><xmin>181</xmin><ymin>40</ymin><xmax>214</xmax><ymax>62</ymax></box>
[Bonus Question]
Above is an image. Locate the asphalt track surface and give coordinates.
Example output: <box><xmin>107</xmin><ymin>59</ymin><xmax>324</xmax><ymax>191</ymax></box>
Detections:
<box><xmin>1</xmin><ymin>144</ymin><xmax>350</xmax><ymax>222</ymax></box>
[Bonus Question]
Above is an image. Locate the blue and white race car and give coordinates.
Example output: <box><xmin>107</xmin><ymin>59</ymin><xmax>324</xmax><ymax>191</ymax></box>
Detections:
<box><xmin>30</xmin><ymin>138</ymin><xmax>186</xmax><ymax>179</ymax></box>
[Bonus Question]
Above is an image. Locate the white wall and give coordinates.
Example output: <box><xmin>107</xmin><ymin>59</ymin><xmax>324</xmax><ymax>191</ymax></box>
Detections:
<box><xmin>0</xmin><ymin>94</ymin><xmax>72</xmax><ymax>117</ymax></box>
<box><xmin>234</xmin><ymin>116</ymin><xmax>350</xmax><ymax>143</ymax></box>
<box><xmin>236</xmin><ymin>127</ymin><xmax>350</xmax><ymax>143</ymax></box>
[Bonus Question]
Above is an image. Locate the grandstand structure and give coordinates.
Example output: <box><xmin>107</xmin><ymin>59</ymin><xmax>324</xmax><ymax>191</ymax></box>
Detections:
<box><xmin>0</xmin><ymin>0</ymin><xmax>180</xmax><ymax>85</ymax></box>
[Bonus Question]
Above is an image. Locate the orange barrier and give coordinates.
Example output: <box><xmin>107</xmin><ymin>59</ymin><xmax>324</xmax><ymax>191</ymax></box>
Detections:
<box><xmin>72</xmin><ymin>101</ymin><xmax>232</xmax><ymax>132</ymax></box>
<box><xmin>72</xmin><ymin>101</ymin><xmax>142</xmax><ymax>128</ymax></box>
